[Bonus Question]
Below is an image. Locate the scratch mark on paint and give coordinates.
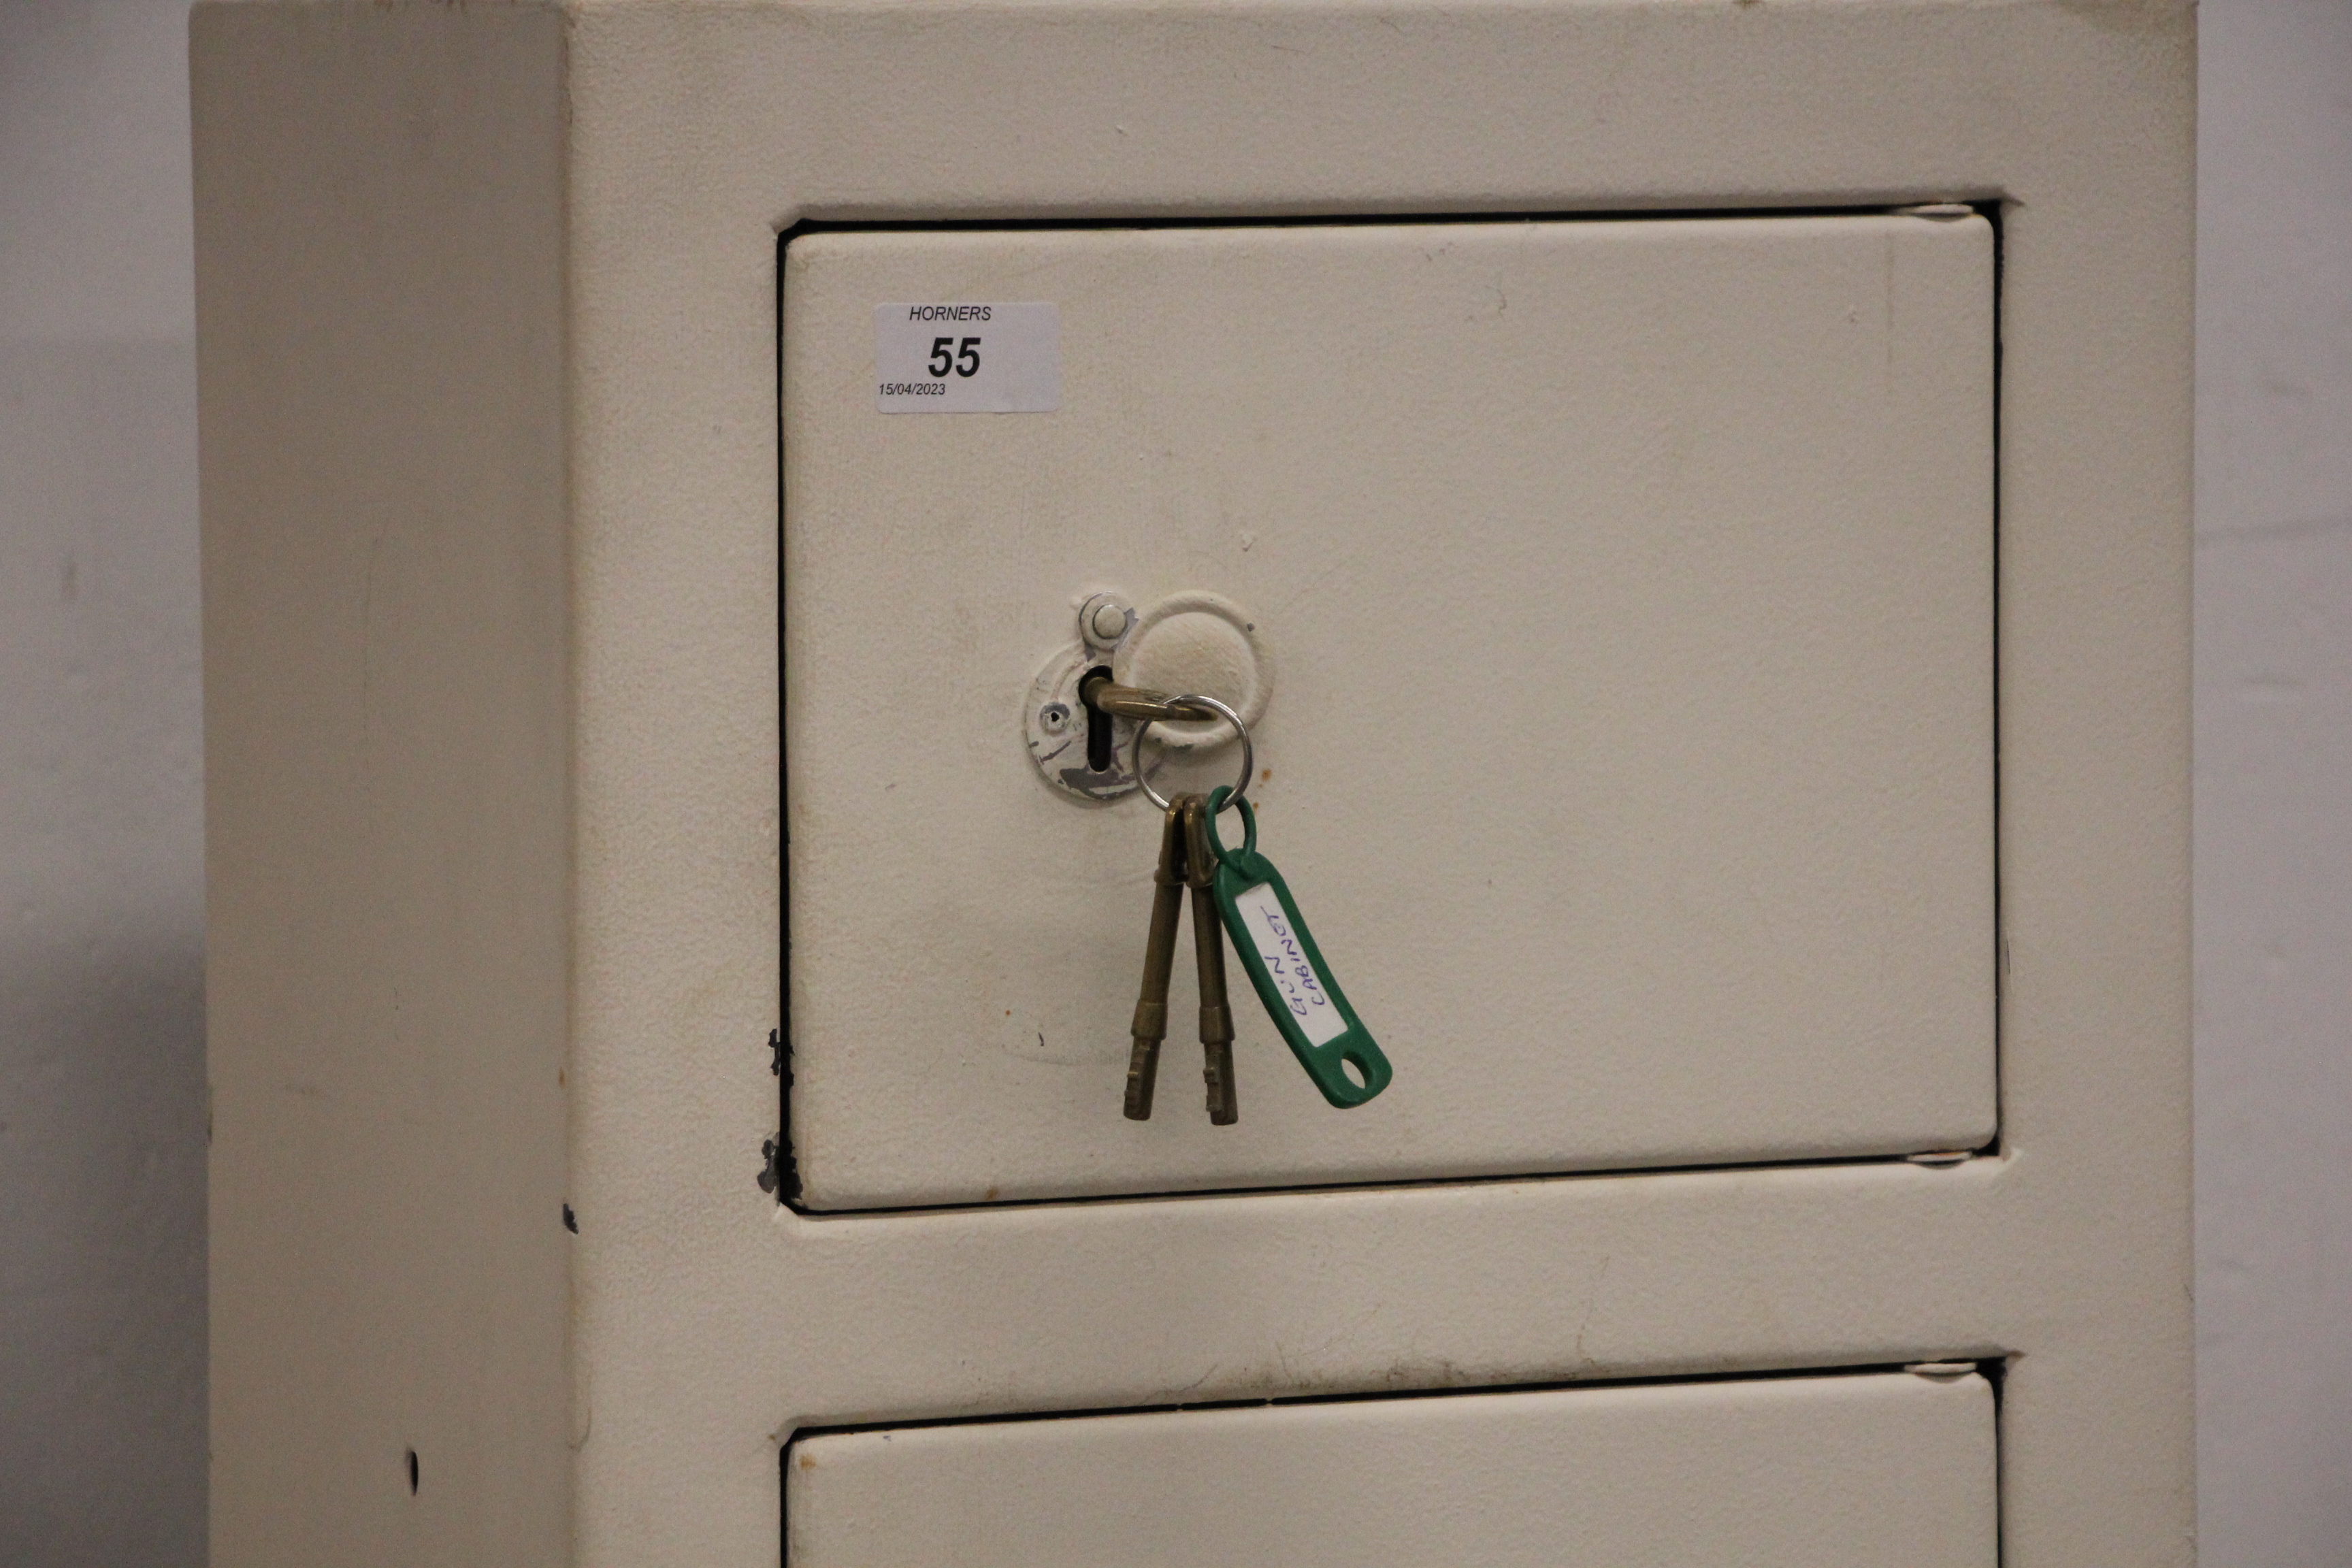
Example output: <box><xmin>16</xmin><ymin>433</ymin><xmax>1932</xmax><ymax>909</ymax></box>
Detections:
<box><xmin>1573</xmin><ymin>1254</ymin><xmax>1614</xmax><ymax>1367</ymax></box>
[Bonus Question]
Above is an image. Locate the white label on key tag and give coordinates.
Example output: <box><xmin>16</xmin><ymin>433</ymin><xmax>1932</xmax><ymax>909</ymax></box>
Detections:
<box><xmin>874</xmin><ymin>303</ymin><xmax>1060</xmax><ymax>413</ymax></box>
<box><xmin>1232</xmin><ymin>881</ymin><xmax>1348</xmax><ymax>1046</ymax></box>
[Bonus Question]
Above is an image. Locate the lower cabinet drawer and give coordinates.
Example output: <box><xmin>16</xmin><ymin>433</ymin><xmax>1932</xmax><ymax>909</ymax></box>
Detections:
<box><xmin>786</xmin><ymin>1369</ymin><xmax>1996</xmax><ymax>1567</ymax></box>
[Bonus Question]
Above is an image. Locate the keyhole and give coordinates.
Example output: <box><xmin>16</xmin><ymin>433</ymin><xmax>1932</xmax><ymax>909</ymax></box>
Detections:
<box><xmin>1080</xmin><ymin>666</ymin><xmax>1115</xmax><ymax>773</ymax></box>
<box><xmin>407</xmin><ymin>1449</ymin><xmax>419</xmax><ymax>1494</ymax></box>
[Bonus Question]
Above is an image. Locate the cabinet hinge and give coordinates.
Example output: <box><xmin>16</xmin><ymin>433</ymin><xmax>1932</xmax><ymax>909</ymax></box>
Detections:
<box><xmin>758</xmin><ymin>1028</ymin><xmax>800</xmax><ymax>1201</ymax></box>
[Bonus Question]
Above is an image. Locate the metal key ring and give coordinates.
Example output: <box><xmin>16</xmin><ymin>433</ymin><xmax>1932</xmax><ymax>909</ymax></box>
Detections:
<box><xmin>1130</xmin><ymin>693</ymin><xmax>1254</xmax><ymax>813</ymax></box>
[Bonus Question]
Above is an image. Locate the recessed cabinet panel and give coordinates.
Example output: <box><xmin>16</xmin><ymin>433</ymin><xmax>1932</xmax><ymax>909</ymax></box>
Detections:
<box><xmin>787</xmin><ymin>1371</ymin><xmax>1998</xmax><ymax>1567</ymax></box>
<box><xmin>783</xmin><ymin>216</ymin><xmax>1995</xmax><ymax>1208</ymax></box>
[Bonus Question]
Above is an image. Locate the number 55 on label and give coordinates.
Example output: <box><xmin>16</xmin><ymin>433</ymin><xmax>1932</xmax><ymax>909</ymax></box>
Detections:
<box><xmin>874</xmin><ymin>302</ymin><xmax>1060</xmax><ymax>414</ymax></box>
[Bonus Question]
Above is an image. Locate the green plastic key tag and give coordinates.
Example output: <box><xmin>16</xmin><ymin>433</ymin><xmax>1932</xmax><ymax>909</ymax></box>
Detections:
<box><xmin>1203</xmin><ymin>786</ymin><xmax>1392</xmax><ymax>1108</ymax></box>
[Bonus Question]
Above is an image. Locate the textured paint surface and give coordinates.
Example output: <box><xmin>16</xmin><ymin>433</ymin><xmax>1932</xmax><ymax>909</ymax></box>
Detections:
<box><xmin>191</xmin><ymin>2</ymin><xmax>2196</xmax><ymax>1565</ymax></box>
<box><xmin>194</xmin><ymin>7</ymin><xmax>573</xmax><ymax>1566</ymax></box>
<box><xmin>790</xmin><ymin>1371</ymin><xmax>1997</xmax><ymax>1568</ymax></box>
<box><xmin>785</xmin><ymin>216</ymin><xmax>1995</xmax><ymax>1207</ymax></box>
<box><xmin>561</xmin><ymin>4</ymin><xmax>2189</xmax><ymax>1563</ymax></box>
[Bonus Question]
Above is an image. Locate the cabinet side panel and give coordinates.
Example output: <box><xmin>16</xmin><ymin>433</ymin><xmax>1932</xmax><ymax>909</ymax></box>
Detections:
<box><xmin>193</xmin><ymin>5</ymin><xmax>570</xmax><ymax>1565</ymax></box>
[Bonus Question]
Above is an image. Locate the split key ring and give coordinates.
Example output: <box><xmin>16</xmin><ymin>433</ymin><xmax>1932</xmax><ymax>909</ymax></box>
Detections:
<box><xmin>1128</xmin><ymin>692</ymin><xmax>1254</xmax><ymax>813</ymax></box>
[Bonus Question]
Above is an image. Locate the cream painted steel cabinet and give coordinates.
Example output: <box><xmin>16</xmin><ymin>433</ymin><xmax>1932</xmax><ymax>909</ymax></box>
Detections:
<box><xmin>192</xmin><ymin>3</ymin><xmax>2195</xmax><ymax>1567</ymax></box>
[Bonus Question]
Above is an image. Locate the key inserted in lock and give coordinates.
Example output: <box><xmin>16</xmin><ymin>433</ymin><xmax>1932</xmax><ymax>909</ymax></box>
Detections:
<box><xmin>1024</xmin><ymin>589</ymin><xmax>1273</xmax><ymax>804</ymax></box>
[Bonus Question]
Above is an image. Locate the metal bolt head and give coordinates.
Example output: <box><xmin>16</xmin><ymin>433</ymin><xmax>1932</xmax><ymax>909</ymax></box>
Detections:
<box><xmin>1038</xmin><ymin>702</ymin><xmax>1073</xmax><ymax>735</ymax></box>
<box><xmin>1079</xmin><ymin>593</ymin><xmax>1132</xmax><ymax>649</ymax></box>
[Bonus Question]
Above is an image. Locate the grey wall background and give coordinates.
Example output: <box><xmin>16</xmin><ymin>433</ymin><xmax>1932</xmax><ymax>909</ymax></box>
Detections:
<box><xmin>2193</xmin><ymin>0</ymin><xmax>2352</xmax><ymax>1554</ymax></box>
<box><xmin>0</xmin><ymin>1</ymin><xmax>2344</xmax><ymax>1562</ymax></box>
<box><xmin>1</xmin><ymin>2</ymin><xmax>206</xmax><ymax>1563</ymax></box>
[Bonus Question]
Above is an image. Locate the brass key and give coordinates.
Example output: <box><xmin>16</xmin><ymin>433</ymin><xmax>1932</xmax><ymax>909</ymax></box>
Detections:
<box><xmin>1186</xmin><ymin>794</ymin><xmax>1239</xmax><ymax>1125</ymax></box>
<box><xmin>1123</xmin><ymin>794</ymin><xmax>1192</xmax><ymax>1120</ymax></box>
